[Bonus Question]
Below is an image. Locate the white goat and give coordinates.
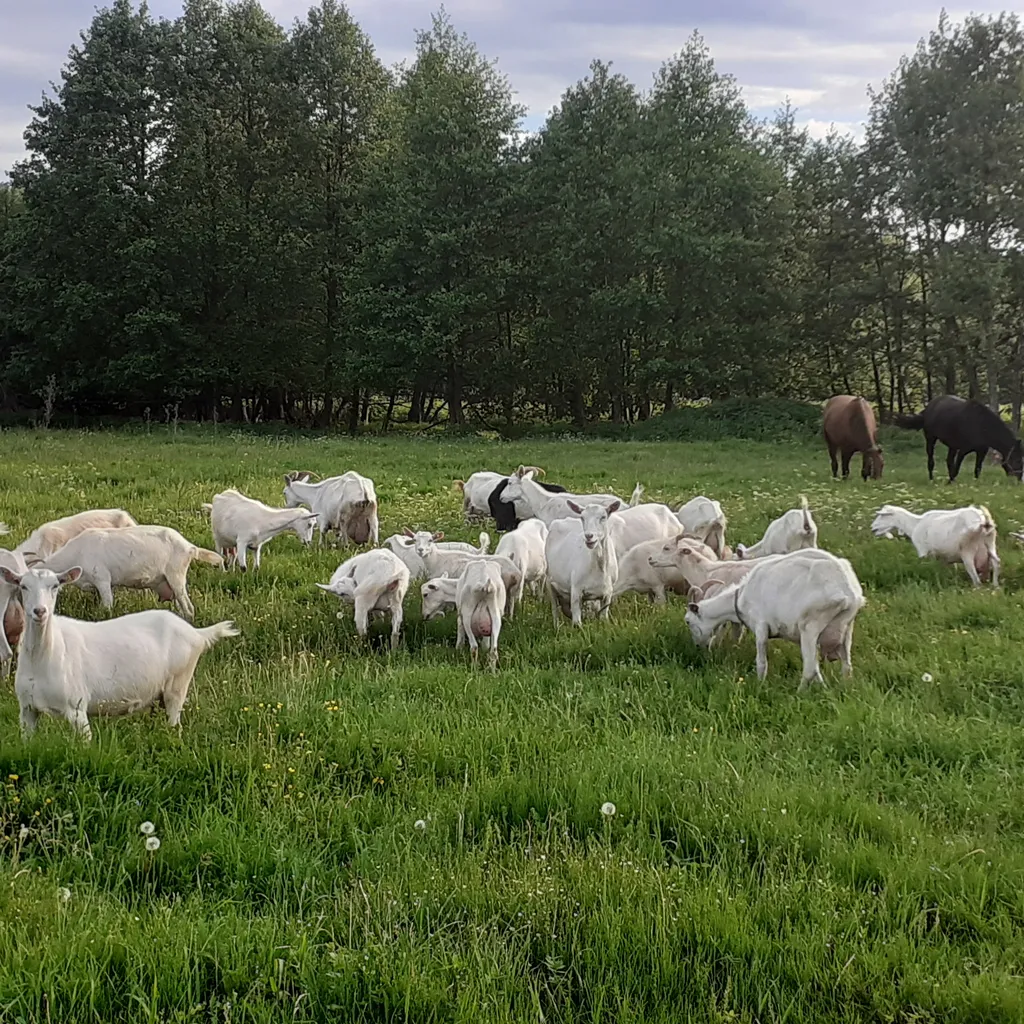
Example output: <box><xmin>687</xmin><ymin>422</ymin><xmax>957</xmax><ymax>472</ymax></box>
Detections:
<box><xmin>495</xmin><ymin>519</ymin><xmax>548</xmax><ymax>601</ymax></box>
<box><xmin>871</xmin><ymin>504</ymin><xmax>999</xmax><ymax>587</ymax></box>
<box><xmin>612</xmin><ymin>534</ymin><xmax>717</xmax><ymax>604</ymax></box>
<box><xmin>1</xmin><ymin>565</ymin><xmax>238</xmax><ymax>739</ymax></box>
<box><xmin>441</xmin><ymin>560</ymin><xmax>508</xmax><ymax>668</ymax></box>
<box><xmin>0</xmin><ymin>548</ymin><xmax>27</xmax><ymax>676</ymax></box>
<box><xmin>283</xmin><ymin>471</ymin><xmax>379</xmax><ymax>548</ymax></box>
<box><xmin>502</xmin><ymin>465</ymin><xmax>625</xmax><ymax>526</ymax></box>
<box><xmin>684</xmin><ymin>549</ymin><xmax>865</xmax><ymax>689</ymax></box>
<box><xmin>31</xmin><ymin>525</ymin><xmax>223</xmax><ymax>619</ymax></box>
<box><xmin>203</xmin><ymin>489</ymin><xmax>318</xmax><ymax>570</ymax></box>
<box><xmin>545</xmin><ymin>500</ymin><xmax>622</xmax><ymax>627</ymax></box>
<box><xmin>455</xmin><ymin>468</ymin><xmax>546</xmax><ymax>523</ymax></box>
<box><xmin>316</xmin><ymin>549</ymin><xmax>410</xmax><ymax>651</ymax></box>
<box><xmin>675</xmin><ymin>496</ymin><xmax>728</xmax><ymax>557</ymax></box>
<box><xmin>412</xmin><ymin>535</ymin><xmax>522</xmax><ymax>615</ymax></box>
<box><xmin>607</xmin><ymin>502</ymin><xmax>681</xmax><ymax>560</ymax></box>
<box><xmin>735</xmin><ymin>496</ymin><xmax>817</xmax><ymax>559</ymax></box>
<box><xmin>384</xmin><ymin>529</ymin><xmax>490</xmax><ymax>581</ymax></box>
<box><xmin>16</xmin><ymin>508</ymin><xmax>137</xmax><ymax>561</ymax></box>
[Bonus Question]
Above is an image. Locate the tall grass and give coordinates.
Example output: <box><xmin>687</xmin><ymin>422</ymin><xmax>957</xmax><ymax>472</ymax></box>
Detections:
<box><xmin>1</xmin><ymin>428</ymin><xmax>1024</xmax><ymax>1022</ymax></box>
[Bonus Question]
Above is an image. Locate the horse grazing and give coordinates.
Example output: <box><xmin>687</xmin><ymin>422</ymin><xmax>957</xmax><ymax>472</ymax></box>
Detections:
<box><xmin>822</xmin><ymin>395</ymin><xmax>883</xmax><ymax>480</ymax></box>
<box><xmin>894</xmin><ymin>394</ymin><xmax>1024</xmax><ymax>483</ymax></box>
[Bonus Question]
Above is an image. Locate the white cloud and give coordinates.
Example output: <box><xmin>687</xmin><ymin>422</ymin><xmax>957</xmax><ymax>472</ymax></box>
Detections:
<box><xmin>801</xmin><ymin>118</ymin><xmax>867</xmax><ymax>144</ymax></box>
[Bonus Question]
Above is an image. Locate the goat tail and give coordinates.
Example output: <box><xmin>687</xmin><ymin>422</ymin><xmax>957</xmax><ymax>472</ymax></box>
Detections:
<box><xmin>197</xmin><ymin>619</ymin><xmax>241</xmax><ymax>648</ymax></box>
<box><xmin>893</xmin><ymin>411</ymin><xmax>925</xmax><ymax>430</ymax></box>
<box><xmin>977</xmin><ymin>504</ymin><xmax>996</xmax><ymax>532</ymax></box>
<box><xmin>477</xmin><ymin>531</ymin><xmax>491</xmax><ymax>554</ymax></box>
<box><xmin>200</xmin><ymin>503</ymin><xmax>213</xmax><ymax>513</ymax></box>
<box><xmin>191</xmin><ymin>546</ymin><xmax>225</xmax><ymax>568</ymax></box>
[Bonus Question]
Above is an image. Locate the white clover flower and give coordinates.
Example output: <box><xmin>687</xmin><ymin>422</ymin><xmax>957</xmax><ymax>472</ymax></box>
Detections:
<box><xmin>922</xmin><ymin>673</ymin><xmax>934</xmax><ymax>684</ymax></box>
<box><xmin>145</xmin><ymin>836</ymin><xmax>161</xmax><ymax>852</ymax></box>
<box><xmin>57</xmin><ymin>887</ymin><xmax>71</xmax><ymax>903</ymax></box>
<box><xmin>601</xmin><ymin>802</ymin><xmax>616</xmax><ymax>818</ymax></box>
<box><xmin>139</xmin><ymin>821</ymin><xmax>156</xmax><ymax>836</ymax></box>
<box><xmin>414</xmin><ymin>819</ymin><xmax>427</xmax><ymax>831</ymax></box>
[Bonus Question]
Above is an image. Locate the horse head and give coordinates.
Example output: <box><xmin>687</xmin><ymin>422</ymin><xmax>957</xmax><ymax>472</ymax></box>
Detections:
<box><xmin>862</xmin><ymin>445</ymin><xmax>884</xmax><ymax>481</ymax></box>
<box><xmin>1003</xmin><ymin>440</ymin><xmax>1024</xmax><ymax>481</ymax></box>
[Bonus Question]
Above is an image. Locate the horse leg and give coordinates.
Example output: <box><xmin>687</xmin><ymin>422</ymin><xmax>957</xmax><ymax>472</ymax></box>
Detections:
<box><xmin>946</xmin><ymin>446</ymin><xmax>960</xmax><ymax>483</ymax></box>
<box><xmin>827</xmin><ymin>440</ymin><xmax>839</xmax><ymax>478</ymax></box>
<box><xmin>926</xmin><ymin>435</ymin><xmax>937</xmax><ymax>480</ymax></box>
<box><xmin>974</xmin><ymin>449</ymin><xmax>986</xmax><ymax>478</ymax></box>
<box><xmin>952</xmin><ymin>449</ymin><xmax>971</xmax><ymax>481</ymax></box>
<box><xmin>840</xmin><ymin>449</ymin><xmax>853</xmax><ymax>479</ymax></box>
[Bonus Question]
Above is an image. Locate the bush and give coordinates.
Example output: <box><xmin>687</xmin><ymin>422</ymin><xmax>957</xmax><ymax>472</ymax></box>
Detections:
<box><xmin>630</xmin><ymin>398</ymin><xmax>823</xmax><ymax>442</ymax></box>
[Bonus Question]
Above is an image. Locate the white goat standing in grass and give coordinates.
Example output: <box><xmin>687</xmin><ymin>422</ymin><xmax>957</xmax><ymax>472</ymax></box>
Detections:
<box><xmin>15</xmin><ymin>508</ymin><xmax>137</xmax><ymax>561</ymax></box>
<box><xmin>2</xmin><ymin>565</ymin><xmax>238</xmax><ymax>739</ymax></box>
<box><xmin>203</xmin><ymin>489</ymin><xmax>318</xmax><ymax>570</ymax></box>
<box><xmin>30</xmin><ymin>525</ymin><xmax>223</xmax><ymax>620</ymax></box>
<box><xmin>316</xmin><ymin>549</ymin><xmax>410</xmax><ymax>651</ymax></box>
<box><xmin>545</xmin><ymin>500</ymin><xmax>622</xmax><ymax>627</ymax></box>
<box><xmin>684</xmin><ymin>549</ymin><xmax>865</xmax><ymax>689</ymax></box>
<box><xmin>872</xmin><ymin>504</ymin><xmax>999</xmax><ymax>587</ymax></box>
<box><xmin>735</xmin><ymin>496</ymin><xmax>817</xmax><ymax>559</ymax></box>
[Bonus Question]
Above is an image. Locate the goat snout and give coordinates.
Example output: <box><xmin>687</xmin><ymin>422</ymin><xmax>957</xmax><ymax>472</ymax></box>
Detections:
<box><xmin>31</xmin><ymin>606</ymin><xmax>48</xmax><ymax>622</ymax></box>
<box><xmin>584</xmin><ymin>534</ymin><xmax>597</xmax><ymax>548</ymax></box>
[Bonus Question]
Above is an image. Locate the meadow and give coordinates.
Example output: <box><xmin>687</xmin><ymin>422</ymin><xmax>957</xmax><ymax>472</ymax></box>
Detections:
<box><xmin>2</xmin><ymin>425</ymin><xmax>1024</xmax><ymax>1023</ymax></box>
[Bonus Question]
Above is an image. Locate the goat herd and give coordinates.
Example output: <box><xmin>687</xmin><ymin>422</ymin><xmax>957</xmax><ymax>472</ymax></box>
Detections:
<box><xmin>0</xmin><ymin>451</ymin><xmax>1008</xmax><ymax>741</ymax></box>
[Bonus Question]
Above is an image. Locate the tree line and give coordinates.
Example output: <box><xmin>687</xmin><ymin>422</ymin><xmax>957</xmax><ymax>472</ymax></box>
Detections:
<box><xmin>1</xmin><ymin>0</ymin><xmax>1023</xmax><ymax>430</ymax></box>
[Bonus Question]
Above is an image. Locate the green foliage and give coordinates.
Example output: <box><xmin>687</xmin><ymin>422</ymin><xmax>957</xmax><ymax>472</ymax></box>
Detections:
<box><xmin>2</xmin><ymin>6</ymin><xmax>1024</xmax><ymax>427</ymax></box>
<box><xmin>3</xmin><ymin>430</ymin><xmax>1024</xmax><ymax>1021</ymax></box>
<box><xmin>631</xmin><ymin>397</ymin><xmax>825</xmax><ymax>441</ymax></box>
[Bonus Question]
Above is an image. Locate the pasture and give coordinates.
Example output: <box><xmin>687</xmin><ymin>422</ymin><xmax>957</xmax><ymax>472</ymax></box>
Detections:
<box><xmin>2</xmin><ymin>426</ymin><xmax>1024</xmax><ymax>1023</ymax></box>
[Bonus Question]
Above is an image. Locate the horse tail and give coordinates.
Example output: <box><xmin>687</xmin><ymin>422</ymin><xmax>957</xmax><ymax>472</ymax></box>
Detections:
<box><xmin>894</xmin><ymin>412</ymin><xmax>925</xmax><ymax>431</ymax></box>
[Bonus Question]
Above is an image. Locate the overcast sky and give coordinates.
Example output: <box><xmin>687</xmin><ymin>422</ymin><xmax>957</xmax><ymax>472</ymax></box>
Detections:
<box><xmin>0</xmin><ymin>0</ymin><xmax>1005</xmax><ymax>178</ymax></box>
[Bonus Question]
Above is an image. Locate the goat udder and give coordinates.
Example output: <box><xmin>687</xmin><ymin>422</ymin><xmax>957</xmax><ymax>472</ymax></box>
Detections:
<box><xmin>348</xmin><ymin>518</ymin><xmax>371</xmax><ymax>544</ymax></box>
<box><xmin>155</xmin><ymin>581</ymin><xmax>175</xmax><ymax>602</ymax></box>
<box><xmin>4</xmin><ymin>602</ymin><xmax>25</xmax><ymax>646</ymax></box>
<box><xmin>471</xmin><ymin>608</ymin><xmax>493</xmax><ymax>636</ymax></box>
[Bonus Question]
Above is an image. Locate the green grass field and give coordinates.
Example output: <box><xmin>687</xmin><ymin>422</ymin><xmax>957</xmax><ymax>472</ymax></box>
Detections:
<box><xmin>2</xmin><ymin>426</ymin><xmax>1024</xmax><ymax>1023</ymax></box>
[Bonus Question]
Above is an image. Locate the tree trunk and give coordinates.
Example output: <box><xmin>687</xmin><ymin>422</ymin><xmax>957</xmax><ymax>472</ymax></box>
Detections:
<box><xmin>347</xmin><ymin>387</ymin><xmax>360</xmax><ymax>435</ymax></box>
<box><xmin>570</xmin><ymin>377</ymin><xmax>586</xmax><ymax>428</ymax></box>
<box><xmin>407</xmin><ymin>382</ymin><xmax>422</xmax><ymax>423</ymax></box>
<box><xmin>664</xmin><ymin>381</ymin><xmax>675</xmax><ymax>413</ymax></box>
<box><xmin>381</xmin><ymin>390</ymin><xmax>397</xmax><ymax>434</ymax></box>
<box><xmin>984</xmin><ymin>323</ymin><xmax>999</xmax><ymax>412</ymax></box>
<box><xmin>870</xmin><ymin>347</ymin><xmax>885</xmax><ymax>421</ymax></box>
<box><xmin>446</xmin><ymin>356</ymin><xmax>464</xmax><ymax>426</ymax></box>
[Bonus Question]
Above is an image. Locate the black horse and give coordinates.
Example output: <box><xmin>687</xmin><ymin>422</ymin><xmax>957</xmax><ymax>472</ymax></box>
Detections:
<box><xmin>895</xmin><ymin>394</ymin><xmax>1024</xmax><ymax>482</ymax></box>
<box><xmin>488</xmin><ymin>477</ymin><xmax>567</xmax><ymax>531</ymax></box>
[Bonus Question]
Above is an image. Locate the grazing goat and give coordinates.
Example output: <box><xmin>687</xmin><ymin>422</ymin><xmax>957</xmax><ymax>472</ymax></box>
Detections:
<box><xmin>203</xmin><ymin>489</ymin><xmax>318</xmax><ymax>570</ymax></box>
<box><xmin>433</xmin><ymin>560</ymin><xmax>508</xmax><ymax>668</ymax></box>
<box><xmin>675</xmin><ymin>497</ymin><xmax>728</xmax><ymax>557</ymax></box>
<box><xmin>454</xmin><ymin>471</ymin><xmax>506</xmax><ymax>522</ymax></box>
<box><xmin>495</xmin><ymin>519</ymin><xmax>548</xmax><ymax>601</ymax></box>
<box><xmin>283</xmin><ymin>471</ymin><xmax>379</xmax><ymax>548</ymax></box>
<box><xmin>502</xmin><ymin>465</ymin><xmax>625</xmax><ymax>525</ymax></box>
<box><xmin>685</xmin><ymin>549</ymin><xmax>865</xmax><ymax>689</ymax></box>
<box><xmin>15</xmin><ymin>508</ymin><xmax>137</xmax><ymax>561</ymax></box>
<box><xmin>545</xmin><ymin>500</ymin><xmax>622</xmax><ymax>627</ymax></box>
<box><xmin>1</xmin><ymin>565</ymin><xmax>238</xmax><ymax>739</ymax></box>
<box><xmin>30</xmin><ymin>525</ymin><xmax>223</xmax><ymax>620</ymax></box>
<box><xmin>871</xmin><ymin>504</ymin><xmax>999</xmax><ymax>587</ymax></box>
<box><xmin>735</xmin><ymin>496</ymin><xmax>817</xmax><ymax>559</ymax></box>
<box><xmin>413</xmin><ymin>534</ymin><xmax>522</xmax><ymax>617</ymax></box>
<box><xmin>0</xmin><ymin>548</ymin><xmax>27</xmax><ymax>675</ymax></box>
<box><xmin>316</xmin><ymin>549</ymin><xmax>410</xmax><ymax>651</ymax></box>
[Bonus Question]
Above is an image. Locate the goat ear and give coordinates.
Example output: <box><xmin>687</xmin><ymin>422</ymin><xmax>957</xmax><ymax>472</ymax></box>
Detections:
<box><xmin>283</xmin><ymin>473</ymin><xmax>294</xmax><ymax>484</ymax></box>
<box><xmin>606</xmin><ymin>500</ymin><xmax>622</xmax><ymax>514</ymax></box>
<box><xmin>567</xmin><ymin>500</ymin><xmax>583</xmax><ymax>514</ymax></box>
<box><xmin>58</xmin><ymin>567</ymin><xmax>83</xmax><ymax>585</ymax></box>
<box><xmin>432</xmin><ymin>531</ymin><xmax>444</xmax><ymax>541</ymax></box>
<box><xmin>305</xmin><ymin>512</ymin><xmax>319</xmax><ymax>521</ymax></box>
<box><xmin>403</xmin><ymin>527</ymin><xmax>415</xmax><ymax>538</ymax></box>
<box><xmin>315</xmin><ymin>582</ymin><xmax>334</xmax><ymax>592</ymax></box>
<box><xmin>0</xmin><ymin>566</ymin><xmax>22</xmax><ymax>586</ymax></box>
<box><xmin>687</xmin><ymin>602</ymin><xmax>700</xmax><ymax>614</ymax></box>
<box><xmin>515</xmin><ymin>465</ymin><xmax>526</xmax><ymax>477</ymax></box>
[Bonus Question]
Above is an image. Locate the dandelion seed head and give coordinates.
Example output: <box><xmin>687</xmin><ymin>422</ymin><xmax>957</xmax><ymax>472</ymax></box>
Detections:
<box><xmin>145</xmin><ymin>836</ymin><xmax>161</xmax><ymax>852</ymax></box>
<box><xmin>140</xmin><ymin>821</ymin><xmax>156</xmax><ymax>836</ymax></box>
<box><xmin>414</xmin><ymin>819</ymin><xmax>427</xmax><ymax>831</ymax></box>
<box><xmin>57</xmin><ymin>887</ymin><xmax>71</xmax><ymax>903</ymax></box>
<box><xmin>601</xmin><ymin>802</ymin><xmax>616</xmax><ymax>817</ymax></box>
<box><xmin>922</xmin><ymin>672</ymin><xmax>934</xmax><ymax>683</ymax></box>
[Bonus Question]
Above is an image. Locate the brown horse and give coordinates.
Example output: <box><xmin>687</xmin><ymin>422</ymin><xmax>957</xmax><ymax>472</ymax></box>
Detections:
<box><xmin>822</xmin><ymin>395</ymin><xmax>884</xmax><ymax>480</ymax></box>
